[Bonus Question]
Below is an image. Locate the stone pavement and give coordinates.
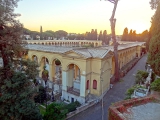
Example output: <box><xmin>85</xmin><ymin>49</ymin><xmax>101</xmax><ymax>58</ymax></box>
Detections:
<box><xmin>68</xmin><ymin>55</ymin><xmax>147</xmax><ymax>120</ymax></box>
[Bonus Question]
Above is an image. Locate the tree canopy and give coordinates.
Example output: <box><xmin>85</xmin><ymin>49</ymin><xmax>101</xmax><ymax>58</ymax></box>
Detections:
<box><xmin>150</xmin><ymin>0</ymin><xmax>160</xmax><ymax>9</ymax></box>
<box><xmin>148</xmin><ymin>2</ymin><xmax>160</xmax><ymax>76</ymax></box>
<box><xmin>121</xmin><ymin>27</ymin><xmax>128</xmax><ymax>41</ymax></box>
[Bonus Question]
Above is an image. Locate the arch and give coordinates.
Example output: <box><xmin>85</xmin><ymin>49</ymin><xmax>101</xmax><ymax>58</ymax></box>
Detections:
<box><xmin>66</xmin><ymin>62</ymin><xmax>82</xmax><ymax>72</ymax></box>
<box><xmin>32</xmin><ymin>55</ymin><xmax>38</xmax><ymax>63</ymax></box>
<box><xmin>93</xmin><ymin>80</ymin><xmax>97</xmax><ymax>89</ymax></box>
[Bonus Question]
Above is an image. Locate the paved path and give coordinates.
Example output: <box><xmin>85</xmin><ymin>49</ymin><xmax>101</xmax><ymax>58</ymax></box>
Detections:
<box><xmin>68</xmin><ymin>55</ymin><xmax>147</xmax><ymax>120</ymax></box>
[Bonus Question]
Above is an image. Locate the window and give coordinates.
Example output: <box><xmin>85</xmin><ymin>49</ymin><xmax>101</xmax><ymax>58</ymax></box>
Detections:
<box><xmin>93</xmin><ymin>80</ymin><xmax>97</xmax><ymax>89</ymax></box>
<box><xmin>86</xmin><ymin>80</ymin><xmax>89</xmax><ymax>90</ymax></box>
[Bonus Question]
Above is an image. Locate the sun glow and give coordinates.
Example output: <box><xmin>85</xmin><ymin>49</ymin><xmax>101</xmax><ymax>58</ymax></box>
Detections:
<box><xmin>127</xmin><ymin>22</ymin><xmax>149</xmax><ymax>34</ymax></box>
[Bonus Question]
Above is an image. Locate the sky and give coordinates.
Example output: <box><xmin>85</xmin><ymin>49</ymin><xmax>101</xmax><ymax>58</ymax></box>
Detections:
<box><xmin>15</xmin><ymin>0</ymin><xmax>155</xmax><ymax>35</ymax></box>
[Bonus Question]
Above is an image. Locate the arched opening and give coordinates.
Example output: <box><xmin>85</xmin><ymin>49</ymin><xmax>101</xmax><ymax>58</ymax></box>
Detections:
<box><xmin>67</xmin><ymin>64</ymin><xmax>81</xmax><ymax>92</ymax></box>
<box><xmin>93</xmin><ymin>80</ymin><xmax>97</xmax><ymax>89</ymax></box>
<box><xmin>52</xmin><ymin>59</ymin><xmax>62</xmax><ymax>82</ymax></box>
<box><xmin>32</xmin><ymin>55</ymin><xmax>38</xmax><ymax>63</ymax></box>
<box><xmin>96</xmin><ymin>43</ymin><xmax>98</xmax><ymax>47</ymax></box>
<box><xmin>51</xmin><ymin>59</ymin><xmax>62</xmax><ymax>93</ymax></box>
<box><xmin>40</xmin><ymin>57</ymin><xmax>49</xmax><ymax>81</ymax></box>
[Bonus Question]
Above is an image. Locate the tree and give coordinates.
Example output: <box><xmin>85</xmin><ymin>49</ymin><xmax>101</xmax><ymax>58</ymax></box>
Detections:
<box><xmin>132</xmin><ymin>30</ymin><xmax>137</xmax><ymax>41</ymax></box>
<box><xmin>121</xmin><ymin>27</ymin><xmax>128</xmax><ymax>41</ymax></box>
<box><xmin>40</xmin><ymin>26</ymin><xmax>43</xmax><ymax>40</ymax></box>
<box><xmin>98</xmin><ymin>30</ymin><xmax>103</xmax><ymax>41</ymax></box>
<box><xmin>94</xmin><ymin>29</ymin><xmax>97</xmax><ymax>40</ymax></box>
<box><xmin>128</xmin><ymin>29</ymin><xmax>133</xmax><ymax>41</ymax></box>
<box><xmin>148</xmin><ymin>2</ymin><xmax>160</xmax><ymax>76</ymax></box>
<box><xmin>55</xmin><ymin>30</ymin><xmax>68</xmax><ymax>40</ymax></box>
<box><xmin>90</xmin><ymin>29</ymin><xmax>95</xmax><ymax>40</ymax></box>
<box><xmin>109</xmin><ymin>0</ymin><xmax>119</xmax><ymax>81</ymax></box>
<box><xmin>43</xmin><ymin>102</ymin><xmax>68</xmax><ymax>120</ymax></box>
<box><xmin>0</xmin><ymin>71</ymin><xmax>42</xmax><ymax>120</ymax></box>
<box><xmin>150</xmin><ymin>0</ymin><xmax>160</xmax><ymax>9</ymax></box>
<box><xmin>0</xmin><ymin>1</ymin><xmax>42</xmax><ymax>119</ymax></box>
<box><xmin>102</xmin><ymin>30</ymin><xmax>107</xmax><ymax>44</ymax></box>
<box><xmin>0</xmin><ymin>0</ymin><xmax>24</xmax><ymax>70</ymax></box>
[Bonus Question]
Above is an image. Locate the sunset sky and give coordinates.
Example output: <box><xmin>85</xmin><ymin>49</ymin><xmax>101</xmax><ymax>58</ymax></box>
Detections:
<box><xmin>15</xmin><ymin>0</ymin><xmax>155</xmax><ymax>35</ymax></box>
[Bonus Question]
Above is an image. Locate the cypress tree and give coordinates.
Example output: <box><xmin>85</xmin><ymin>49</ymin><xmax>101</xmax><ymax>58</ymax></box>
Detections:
<box><xmin>40</xmin><ymin>26</ymin><xmax>43</xmax><ymax>40</ymax></box>
<box><xmin>128</xmin><ymin>29</ymin><xmax>133</xmax><ymax>41</ymax></box>
<box><xmin>94</xmin><ymin>29</ymin><xmax>97</xmax><ymax>40</ymax></box>
<box><xmin>98</xmin><ymin>30</ymin><xmax>103</xmax><ymax>41</ymax></box>
<box><xmin>102</xmin><ymin>30</ymin><xmax>107</xmax><ymax>44</ymax></box>
<box><xmin>121</xmin><ymin>27</ymin><xmax>128</xmax><ymax>41</ymax></box>
<box><xmin>148</xmin><ymin>2</ymin><xmax>160</xmax><ymax>76</ymax></box>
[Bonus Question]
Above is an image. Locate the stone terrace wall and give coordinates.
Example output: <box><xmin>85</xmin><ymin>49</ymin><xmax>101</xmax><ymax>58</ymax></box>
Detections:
<box><xmin>108</xmin><ymin>95</ymin><xmax>158</xmax><ymax>120</ymax></box>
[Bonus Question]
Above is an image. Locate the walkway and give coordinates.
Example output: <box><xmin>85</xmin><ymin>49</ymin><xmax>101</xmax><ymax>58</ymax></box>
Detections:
<box><xmin>68</xmin><ymin>55</ymin><xmax>147</xmax><ymax>120</ymax></box>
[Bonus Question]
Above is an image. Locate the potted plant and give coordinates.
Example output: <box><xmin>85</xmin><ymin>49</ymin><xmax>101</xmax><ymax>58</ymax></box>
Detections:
<box><xmin>55</xmin><ymin>59</ymin><xmax>61</xmax><ymax>65</ymax></box>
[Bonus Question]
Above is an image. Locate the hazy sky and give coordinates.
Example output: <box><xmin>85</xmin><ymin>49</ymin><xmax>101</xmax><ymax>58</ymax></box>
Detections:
<box><xmin>15</xmin><ymin>0</ymin><xmax>155</xmax><ymax>35</ymax></box>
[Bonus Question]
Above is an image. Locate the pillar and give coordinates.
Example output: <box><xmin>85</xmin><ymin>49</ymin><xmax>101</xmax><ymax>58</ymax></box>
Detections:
<box><xmin>80</xmin><ymin>75</ymin><xmax>86</xmax><ymax>97</ymax></box>
<box><xmin>49</xmin><ymin>64</ymin><xmax>54</xmax><ymax>81</ymax></box>
<box><xmin>62</xmin><ymin>70</ymin><xmax>68</xmax><ymax>91</ymax></box>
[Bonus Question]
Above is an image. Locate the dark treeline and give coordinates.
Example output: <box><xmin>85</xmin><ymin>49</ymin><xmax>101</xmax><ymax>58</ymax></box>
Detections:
<box><xmin>23</xmin><ymin>27</ymin><xmax>111</xmax><ymax>45</ymax></box>
<box><xmin>121</xmin><ymin>27</ymin><xmax>150</xmax><ymax>50</ymax></box>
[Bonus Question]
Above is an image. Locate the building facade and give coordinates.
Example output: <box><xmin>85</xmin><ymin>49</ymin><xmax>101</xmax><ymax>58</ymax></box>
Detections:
<box><xmin>25</xmin><ymin>40</ymin><xmax>145</xmax><ymax>104</ymax></box>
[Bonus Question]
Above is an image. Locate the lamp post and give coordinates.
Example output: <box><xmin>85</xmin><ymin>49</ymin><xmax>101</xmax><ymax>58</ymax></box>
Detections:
<box><xmin>100</xmin><ymin>0</ymin><xmax>119</xmax><ymax>81</ymax></box>
<box><xmin>101</xmin><ymin>78</ymin><xmax>104</xmax><ymax>120</ymax></box>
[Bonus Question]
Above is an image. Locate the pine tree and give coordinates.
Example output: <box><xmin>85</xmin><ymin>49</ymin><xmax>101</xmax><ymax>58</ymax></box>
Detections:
<box><xmin>0</xmin><ymin>1</ymin><xmax>42</xmax><ymax>119</ymax></box>
<box><xmin>0</xmin><ymin>0</ymin><xmax>24</xmax><ymax>70</ymax></box>
<box><xmin>148</xmin><ymin>2</ymin><xmax>160</xmax><ymax>76</ymax></box>
<box><xmin>121</xmin><ymin>27</ymin><xmax>128</xmax><ymax>41</ymax></box>
<box><xmin>0</xmin><ymin>71</ymin><xmax>42</xmax><ymax>120</ymax></box>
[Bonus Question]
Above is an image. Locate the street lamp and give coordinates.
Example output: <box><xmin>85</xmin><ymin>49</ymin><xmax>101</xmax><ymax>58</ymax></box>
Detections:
<box><xmin>100</xmin><ymin>0</ymin><xmax>119</xmax><ymax>81</ymax></box>
<box><xmin>101</xmin><ymin>78</ymin><xmax>104</xmax><ymax>120</ymax></box>
<box><xmin>100</xmin><ymin>68</ymin><xmax>112</xmax><ymax>120</ymax></box>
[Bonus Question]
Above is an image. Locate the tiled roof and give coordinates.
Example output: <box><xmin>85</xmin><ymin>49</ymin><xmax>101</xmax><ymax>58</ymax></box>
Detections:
<box><xmin>27</xmin><ymin>42</ymin><xmax>145</xmax><ymax>58</ymax></box>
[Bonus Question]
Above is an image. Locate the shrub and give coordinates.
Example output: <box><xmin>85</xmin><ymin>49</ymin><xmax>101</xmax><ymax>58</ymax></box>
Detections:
<box><xmin>135</xmin><ymin>70</ymin><xmax>149</xmax><ymax>84</ymax></box>
<box><xmin>65</xmin><ymin>101</ymin><xmax>81</xmax><ymax>113</ymax></box>
<box><xmin>151</xmin><ymin>78</ymin><xmax>160</xmax><ymax>92</ymax></box>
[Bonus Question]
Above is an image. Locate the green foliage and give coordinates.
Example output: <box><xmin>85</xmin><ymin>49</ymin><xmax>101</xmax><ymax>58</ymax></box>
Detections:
<box><xmin>38</xmin><ymin>105</ymin><xmax>46</xmax><ymax>116</ymax></box>
<box><xmin>125</xmin><ymin>87</ymin><xmax>135</xmax><ymax>99</ymax></box>
<box><xmin>151</xmin><ymin>72</ymin><xmax>156</xmax><ymax>83</ymax></box>
<box><xmin>0</xmin><ymin>71</ymin><xmax>42</xmax><ymax>120</ymax></box>
<box><xmin>34</xmin><ymin>86</ymin><xmax>46</xmax><ymax>104</ymax></box>
<box><xmin>20</xmin><ymin>59</ymin><xmax>39</xmax><ymax>80</ymax></box>
<box><xmin>151</xmin><ymin>78</ymin><xmax>160</xmax><ymax>91</ymax></box>
<box><xmin>0</xmin><ymin>0</ymin><xmax>24</xmax><ymax>68</ymax></box>
<box><xmin>43</xmin><ymin>102</ymin><xmax>68</xmax><ymax>120</ymax></box>
<box><xmin>148</xmin><ymin>2</ymin><xmax>160</xmax><ymax>76</ymax></box>
<box><xmin>65</xmin><ymin>101</ymin><xmax>81</xmax><ymax>113</ymax></box>
<box><xmin>135</xmin><ymin>70</ymin><xmax>149</xmax><ymax>84</ymax></box>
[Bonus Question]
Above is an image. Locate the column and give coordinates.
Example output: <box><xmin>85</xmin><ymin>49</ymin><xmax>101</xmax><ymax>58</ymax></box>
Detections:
<box><xmin>49</xmin><ymin>64</ymin><xmax>54</xmax><ymax>81</ymax></box>
<box><xmin>80</xmin><ymin>75</ymin><xmax>86</xmax><ymax>97</ymax></box>
<box><xmin>62</xmin><ymin>70</ymin><xmax>68</xmax><ymax>91</ymax></box>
